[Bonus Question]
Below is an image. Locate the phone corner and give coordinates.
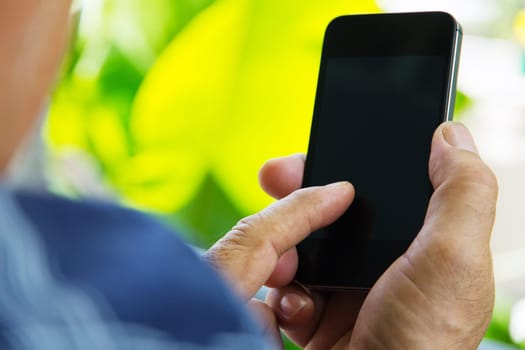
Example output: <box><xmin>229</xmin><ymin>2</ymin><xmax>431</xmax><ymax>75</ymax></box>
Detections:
<box><xmin>325</xmin><ymin>15</ymin><xmax>346</xmax><ymax>35</ymax></box>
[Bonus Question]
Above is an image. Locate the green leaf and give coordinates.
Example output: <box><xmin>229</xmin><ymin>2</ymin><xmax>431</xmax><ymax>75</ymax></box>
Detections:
<box><xmin>167</xmin><ymin>173</ymin><xmax>245</xmax><ymax>247</ymax></box>
<box><xmin>132</xmin><ymin>0</ymin><xmax>379</xmax><ymax>213</ymax></box>
<box><xmin>453</xmin><ymin>90</ymin><xmax>473</xmax><ymax>119</ymax></box>
<box><xmin>47</xmin><ymin>0</ymin><xmax>217</xmax><ymax>206</ymax></box>
<box><xmin>485</xmin><ymin>295</ymin><xmax>515</xmax><ymax>345</ymax></box>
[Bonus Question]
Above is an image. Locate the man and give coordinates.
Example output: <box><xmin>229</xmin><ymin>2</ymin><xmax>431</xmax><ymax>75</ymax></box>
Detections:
<box><xmin>0</xmin><ymin>1</ymin><xmax>498</xmax><ymax>349</ymax></box>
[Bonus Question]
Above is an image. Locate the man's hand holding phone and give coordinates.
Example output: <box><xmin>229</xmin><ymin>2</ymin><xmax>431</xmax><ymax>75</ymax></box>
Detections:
<box><xmin>207</xmin><ymin>122</ymin><xmax>497</xmax><ymax>349</ymax></box>
<box><xmin>207</xmin><ymin>12</ymin><xmax>497</xmax><ymax>349</ymax></box>
<box><xmin>262</xmin><ymin>122</ymin><xmax>497</xmax><ymax>349</ymax></box>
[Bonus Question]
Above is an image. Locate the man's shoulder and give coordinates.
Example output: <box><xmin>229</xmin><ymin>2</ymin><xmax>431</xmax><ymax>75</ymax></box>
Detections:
<box><xmin>11</xmin><ymin>190</ymin><xmax>263</xmax><ymax>344</ymax></box>
<box><xmin>13</xmin><ymin>190</ymin><xmax>163</xmax><ymax>234</ymax></box>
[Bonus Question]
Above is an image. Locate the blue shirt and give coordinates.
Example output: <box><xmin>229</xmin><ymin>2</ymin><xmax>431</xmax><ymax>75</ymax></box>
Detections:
<box><xmin>0</xmin><ymin>188</ymin><xmax>269</xmax><ymax>349</ymax></box>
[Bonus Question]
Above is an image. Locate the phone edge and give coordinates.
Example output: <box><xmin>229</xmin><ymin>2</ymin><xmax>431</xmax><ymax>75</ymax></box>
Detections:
<box><xmin>445</xmin><ymin>23</ymin><xmax>463</xmax><ymax>122</ymax></box>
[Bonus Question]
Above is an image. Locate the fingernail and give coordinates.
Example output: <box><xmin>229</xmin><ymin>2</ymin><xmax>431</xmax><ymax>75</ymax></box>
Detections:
<box><xmin>280</xmin><ymin>294</ymin><xmax>307</xmax><ymax>319</ymax></box>
<box><xmin>442</xmin><ymin>122</ymin><xmax>478</xmax><ymax>154</ymax></box>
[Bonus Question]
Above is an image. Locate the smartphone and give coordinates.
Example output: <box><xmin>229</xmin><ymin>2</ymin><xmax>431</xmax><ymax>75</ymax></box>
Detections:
<box><xmin>296</xmin><ymin>12</ymin><xmax>462</xmax><ymax>290</ymax></box>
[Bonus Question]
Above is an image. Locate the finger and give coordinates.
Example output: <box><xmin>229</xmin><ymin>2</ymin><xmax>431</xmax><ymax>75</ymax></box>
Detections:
<box><xmin>423</xmin><ymin>122</ymin><xmax>498</xmax><ymax>250</ymax></box>
<box><xmin>248</xmin><ymin>299</ymin><xmax>284</xmax><ymax>349</ymax></box>
<box><xmin>266</xmin><ymin>285</ymin><xmax>325</xmax><ymax>347</ymax></box>
<box><xmin>265</xmin><ymin>248</ymin><xmax>298</xmax><ymax>288</ymax></box>
<box><xmin>205</xmin><ymin>182</ymin><xmax>354</xmax><ymax>299</ymax></box>
<box><xmin>259</xmin><ymin>154</ymin><xmax>305</xmax><ymax>199</ymax></box>
<box><xmin>307</xmin><ymin>291</ymin><xmax>367</xmax><ymax>349</ymax></box>
<box><xmin>267</xmin><ymin>286</ymin><xmax>367</xmax><ymax>348</ymax></box>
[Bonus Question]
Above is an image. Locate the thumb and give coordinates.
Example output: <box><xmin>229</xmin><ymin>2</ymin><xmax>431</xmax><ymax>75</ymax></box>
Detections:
<box><xmin>205</xmin><ymin>182</ymin><xmax>354</xmax><ymax>299</ymax></box>
<box><xmin>423</xmin><ymin>122</ymin><xmax>498</xmax><ymax>248</ymax></box>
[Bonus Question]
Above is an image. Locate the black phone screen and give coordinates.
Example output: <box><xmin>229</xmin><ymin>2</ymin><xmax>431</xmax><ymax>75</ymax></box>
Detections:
<box><xmin>296</xmin><ymin>13</ymin><xmax>460</xmax><ymax>289</ymax></box>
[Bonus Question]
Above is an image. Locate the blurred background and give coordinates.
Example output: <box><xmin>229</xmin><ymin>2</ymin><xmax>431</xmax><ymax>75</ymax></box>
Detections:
<box><xmin>6</xmin><ymin>0</ymin><xmax>525</xmax><ymax>348</ymax></box>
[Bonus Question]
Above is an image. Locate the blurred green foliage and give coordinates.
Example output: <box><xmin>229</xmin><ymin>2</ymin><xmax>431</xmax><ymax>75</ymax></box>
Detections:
<box><xmin>454</xmin><ymin>90</ymin><xmax>472</xmax><ymax>116</ymax></box>
<box><xmin>486</xmin><ymin>296</ymin><xmax>515</xmax><ymax>346</ymax></box>
<box><xmin>47</xmin><ymin>0</ymin><xmax>379</xmax><ymax>246</ymax></box>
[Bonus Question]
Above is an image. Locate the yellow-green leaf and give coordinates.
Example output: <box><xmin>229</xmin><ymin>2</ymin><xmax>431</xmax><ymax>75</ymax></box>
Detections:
<box><xmin>132</xmin><ymin>0</ymin><xmax>379</xmax><ymax>213</ymax></box>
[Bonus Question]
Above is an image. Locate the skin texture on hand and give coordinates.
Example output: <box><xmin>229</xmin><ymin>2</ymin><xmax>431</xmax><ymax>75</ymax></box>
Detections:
<box><xmin>207</xmin><ymin>122</ymin><xmax>498</xmax><ymax>350</ymax></box>
<box><xmin>205</xmin><ymin>181</ymin><xmax>355</xmax><ymax>299</ymax></box>
<box><xmin>0</xmin><ymin>0</ymin><xmax>71</xmax><ymax>170</ymax></box>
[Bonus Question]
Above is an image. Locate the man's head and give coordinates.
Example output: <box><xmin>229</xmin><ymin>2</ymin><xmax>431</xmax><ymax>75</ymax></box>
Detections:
<box><xmin>0</xmin><ymin>1</ymin><xmax>71</xmax><ymax>171</ymax></box>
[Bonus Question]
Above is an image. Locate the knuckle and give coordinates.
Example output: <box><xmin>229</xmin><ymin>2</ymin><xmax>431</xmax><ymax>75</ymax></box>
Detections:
<box><xmin>227</xmin><ymin>210</ymin><xmax>285</xmax><ymax>258</ymax></box>
<box><xmin>287</xmin><ymin>187</ymin><xmax>319</xmax><ymax>212</ymax></box>
<box><xmin>459</xmin><ymin>160</ymin><xmax>498</xmax><ymax>195</ymax></box>
<box><xmin>429</xmin><ymin>232</ymin><xmax>493</xmax><ymax>282</ymax></box>
<box><xmin>205</xmin><ymin>214</ymin><xmax>266</xmax><ymax>266</ymax></box>
<box><xmin>286</xmin><ymin>189</ymin><xmax>318</xmax><ymax>229</ymax></box>
<box><xmin>436</xmin><ymin>152</ymin><xmax>498</xmax><ymax>214</ymax></box>
<box><xmin>234</xmin><ymin>214</ymin><xmax>259</xmax><ymax>235</ymax></box>
<box><xmin>445</xmin><ymin>151</ymin><xmax>497</xmax><ymax>191</ymax></box>
<box><xmin>228</xmin><ymin>213</ymin><xmax>267</xmax><ymax>250</ymax></box>
<box><xmin>287</xmin><ymin>187</ymin><xmax>309</xmax><ymax>201</ymax></box>
<box><xmin>430</xmin><ymin>236</ymin><xmax>466</xmax><ymax>272</ymax></box>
